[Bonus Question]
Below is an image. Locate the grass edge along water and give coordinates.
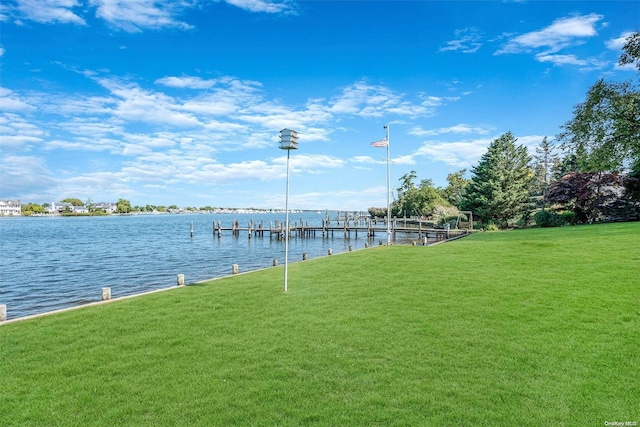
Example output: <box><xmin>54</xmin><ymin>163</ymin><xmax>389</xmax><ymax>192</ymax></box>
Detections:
<box><xmin>1</xmin><ymin>222</ymin><xmax>638</xmax><ymax>426</ymax></box>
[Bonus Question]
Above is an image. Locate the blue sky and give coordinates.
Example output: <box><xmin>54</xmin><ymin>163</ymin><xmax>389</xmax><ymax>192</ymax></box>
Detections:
<box><xmin>1</xmin><ymin>0</ymin><xmax>638</xmax><ymax>210</ymax></box>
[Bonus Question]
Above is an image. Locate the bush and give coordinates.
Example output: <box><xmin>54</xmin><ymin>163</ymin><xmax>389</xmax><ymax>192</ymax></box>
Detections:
<box><xmin>485</xmin><ymin>223</ymin><xmax>500</xmax><ymax>231</ymax></box>
<box><xmin>560</xmin><ymin>211</ymin><xmax>579</xmax><ymax>225</ymax></box>
<box><xmin>534</xmin><ymin>210</ymin><xmax>566</xmax><ymax>227</ymax></box>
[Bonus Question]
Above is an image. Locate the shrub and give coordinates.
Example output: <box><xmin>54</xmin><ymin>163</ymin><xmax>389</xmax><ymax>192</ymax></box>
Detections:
<box><xmin>485</xmin><ymin>223</ymin><xmax>500</xmax><ymax>231</ymax></box>
<box><xmin>534</xmin><ymin>210</ymin><xmax>566</xmax><ymax>227</ymax></box>
<box><xmin>560</xmin><ymin>211</ymin><xmax>579</xmax><ymax>225</ymax></box>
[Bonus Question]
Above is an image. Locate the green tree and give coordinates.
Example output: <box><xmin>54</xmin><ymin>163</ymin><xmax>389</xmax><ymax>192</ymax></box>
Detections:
<box><xmin>116</xmin><ymin>198</ymin><xmax>131</xmax><ymax>214</ymax></box>
<box><xmin>618</xmin><ymin>31</ymin><xmax>640</xmax><ymax>71</ymax></box>
<box><xmin>618</xmin><ymin>31</ymin><xmax>640</xmax><ymax>201</ymax></box>
<box><xmin>461</xmin><ymin>132</ymin><xmax>533</xmax><ymax>228</ymax></box>
<box><xmin>557</xmin><ymin>79</ymin><xmax>640</xmax><ymax>173</ymax></box>
<box><xmin>441</xmin><ymin>169</ymin><xmax>469</xmax><ymax>207</ymax></box>
<box><xmin>393</xmin><ymin>171</ymin><xmax>447</xmax><ymax>217</ymax></box>
<box><xmin>21</xmin><ymin>203</ymin><xmax>46</xmax><ymax>216</ymax></box>
<box><xmin>61</xmin><ymin>198</ymin><xmax>85</xmax><ymax>206</ymax></box>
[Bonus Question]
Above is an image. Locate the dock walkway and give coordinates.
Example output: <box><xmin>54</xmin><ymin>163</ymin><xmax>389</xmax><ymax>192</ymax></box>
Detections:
<box><xmin>207</xmin><ymin>217</ymin><xmax>470</xmax><ymax>242</ymax></box>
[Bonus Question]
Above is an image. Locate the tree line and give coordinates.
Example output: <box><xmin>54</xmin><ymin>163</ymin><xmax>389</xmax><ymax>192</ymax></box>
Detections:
<box><xmin>370</xmin><ymin>32</ymin><xmax>640</xmax><ymax>229</ymax></box>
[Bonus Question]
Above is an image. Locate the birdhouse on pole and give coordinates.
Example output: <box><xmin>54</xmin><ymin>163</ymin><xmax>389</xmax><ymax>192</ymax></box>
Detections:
<box><xmin>279</xmin><ymin>128</ymin><xmax>299</xmax><ymax>150</ymax></box>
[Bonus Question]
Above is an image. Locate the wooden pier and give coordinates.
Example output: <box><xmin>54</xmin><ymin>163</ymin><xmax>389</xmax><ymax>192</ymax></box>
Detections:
<box><xmin>207</xmin><ymin>217</ymin><xmax>470</xmax><ymax>243</ymax></box>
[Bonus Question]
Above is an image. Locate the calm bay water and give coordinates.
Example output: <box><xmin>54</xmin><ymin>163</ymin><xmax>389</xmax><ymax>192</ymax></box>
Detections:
<box><xmin>0</xmin><ymin>212</ymin><xmax>378</xmax><ymax>320</ymax></box>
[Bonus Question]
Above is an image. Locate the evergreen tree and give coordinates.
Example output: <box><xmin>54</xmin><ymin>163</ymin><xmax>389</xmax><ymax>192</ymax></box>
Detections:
<box><xmin>532</xmin><ymin>137</ymin><xmax>559</xmax><ymax>210</ymax></box>
<box><xmin>461</xmin><ymin>132</ymin><xmax>533</xmax><ymax>228</ymax></box>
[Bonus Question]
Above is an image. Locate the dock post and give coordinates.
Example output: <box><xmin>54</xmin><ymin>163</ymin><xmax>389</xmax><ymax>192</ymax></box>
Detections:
<box><xmin>190</xmin><ymin>222</ymin><xmax>194</xmax><ymax>238</ymax></box>
<box><xmin>177</xmin><ymin>274</ymin><xmax>185</xmax><ymax>286</ymax></box>
<box><xmin>0</xmin><ymin>304</ymin><xmax>6</xmax><ymax>322</ymax></box>
<box><xmin>101</xmin><ymin>287</ymin><xmax>111</xmax><ymax>301</ymax></box>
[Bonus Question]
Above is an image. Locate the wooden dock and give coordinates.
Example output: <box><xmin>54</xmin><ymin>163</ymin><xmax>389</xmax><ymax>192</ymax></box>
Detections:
<box><xmin>206</xmin><ymin>217</ymin><xmax>470</xmax><ymax>243</ymax></box>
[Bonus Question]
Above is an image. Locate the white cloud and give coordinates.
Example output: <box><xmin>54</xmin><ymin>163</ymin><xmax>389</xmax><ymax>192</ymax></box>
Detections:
<box><xmin>440</xmin><ymin>28</ymin><xmax>482</xmax><ymax>53</ymax></box>
<box><xmin>0</xmin><ymin>155</ymin><xmax>55</xmax><ymax>198</ymax></box>
<box><xmin>224</xmin><ymin>0</ymin><xmax>292</xmax><ymax>14</ymax></box>
<box><xmin>409</xmin><ymin>123</ymin><xmax>494</xmax><ymax>136</ymax></box>
<box><xmin>414</xmin><ymin>134</ymin><xmax>548</xmax><ymax>168</ymax></box>
<box><xmin>89</xmin><ymin>0</ymin><xmax>193</xmax><ymax>32</ymax></box>
<box><xmin>497</xmin><ymin>13</ymin><xmax>603</xmax><ymax>55</ymax></box>
<box><xmin>186</xmin><ymin>160</ymin><xmax>282</xmax><ymax>183</ymax></box>
<box><xmin>155</xmin><ymin>76</ymin><xmax>219</xmax><ymax>89</ymax></box>
<box><xmin>1</xmin><ymin>70</ymin><xmax>457</xmax><ymax>206</ymax></box>
<box><xmin>288</xmin><ymin>154</ymin><xmax>344</xmax><ymax>173</ymax></box>
<box><xmin>606</xmin><ymin>31</ymin><xmax>635</xmax><ymax>50</ymax></box>
<box><xmin>535</xmin><ymin>53</ymin><xmax>588</xmax><ymax>66</ymax></box>
<box><xmin>329</xmin><ymin>80</ymin><xmax>444</xmax><ymax>118</ymax></box>
<box><xmin>350</xmin><ymin>155</ymin><xmax>379</xmax><ymax>164</ymax></box>
<box><xmin>415</xmin><ymin>138</ymin><xmax>493</xmax><ymax>167</ymax></box>
<box><xmin>16</xmin><ymin>0</ymin><xmax>86</xmax><ymax>25</ymax></box>
<box><xmin>392</xmin><ymin>155</ymin><xmax>416</xmax><ymax>165</ymax></box>
<box><xmin>0</xmin><ymin>87</ymin><xmax>36</xmax><ymax>111</ymax></box>
<box><xmin>97</xmin><ymin>78</ymin><xmax>202</xmax><ymax>126</ymax></box>
<box><xmin>517</xmin><ymin>135</ymin><xmax>549</xmax><ymax>154</ymax></box>
<box><xmin>0</xmin><ymin>113</ymin><xmax>45</xmax><ymax>150</ymax></box>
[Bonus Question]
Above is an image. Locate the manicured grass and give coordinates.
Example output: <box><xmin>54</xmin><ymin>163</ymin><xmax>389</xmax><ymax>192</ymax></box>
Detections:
<box><xmin>1</xmin><ymin>222</ymin><xmax>638</xmax><ymax>426</ymax></box>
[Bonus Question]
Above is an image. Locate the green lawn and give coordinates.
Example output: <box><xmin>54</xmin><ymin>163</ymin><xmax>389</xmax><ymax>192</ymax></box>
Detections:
<box><xmin>1</xmin><ymin>222</ymin><xmax>638</xmax><ymax>426</ymax></box>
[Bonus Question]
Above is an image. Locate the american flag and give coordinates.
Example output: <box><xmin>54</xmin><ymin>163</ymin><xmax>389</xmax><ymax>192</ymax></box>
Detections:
<box><xmin>370</xmin><ymin>138</ymin><xmax>388</xmax><ymax>147</ymax></box>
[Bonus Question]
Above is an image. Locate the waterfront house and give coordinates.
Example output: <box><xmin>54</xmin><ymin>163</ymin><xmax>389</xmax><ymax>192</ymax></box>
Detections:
<box><xmin>93</xmin><ymin>202</ymin><xmax>117</xmax><ymax>214</ymax></box>
<box><xmin>74</xmin><ymin>205</ymin><xmax>89</xmax><ymax>214</ymax></box>
<box><xmin>0</xmin><ymin>200</ymin><xmax>21</xmax><ymax>216</ymax></box>
<box><xmin>50</xmin><ymin>202</ymin><xmax>75</xmax><ymax>214</ymax></box>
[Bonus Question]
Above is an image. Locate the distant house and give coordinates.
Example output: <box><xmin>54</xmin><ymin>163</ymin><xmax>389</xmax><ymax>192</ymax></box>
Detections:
<box><xmin>0</xmin><ymin>200</ymin><xmax>22</xmax><ymax>216</ymax></box>
<box><xmin>74</xmin><ymin>205</ymin><xmax>89</xmax><ymax>214</ymax></box>
<box><xmin>49</xmin><ymin>202</ymin><xmax>92</xmax><ymax>214</ymax></box>
<box><xmin>93</xmin><ymin>202</ymin><xmax>117</xmax><ymax>214</ymax></box>
<box><xmin>50</xmin><ymin>202</ymin><xmax>75</xmax><ymax>214</ymax></box>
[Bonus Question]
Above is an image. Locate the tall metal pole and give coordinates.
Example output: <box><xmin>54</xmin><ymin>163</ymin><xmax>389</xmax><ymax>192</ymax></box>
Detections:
<box><xmin>284</xmin><ymin>149</ymin><xmax>291</xmax><ymax>293</ymax></box>
<box><xmin>384</xmin><ymin>125</ymin><xmax>391</xmax><ymax>245</ymax></box>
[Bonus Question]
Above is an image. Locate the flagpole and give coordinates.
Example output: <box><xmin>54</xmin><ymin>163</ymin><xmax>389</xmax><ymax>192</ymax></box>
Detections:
<box><xmin>384</xmin><ymin>124</ymin><xmax>391</xmax><ymax>245</ymax></box>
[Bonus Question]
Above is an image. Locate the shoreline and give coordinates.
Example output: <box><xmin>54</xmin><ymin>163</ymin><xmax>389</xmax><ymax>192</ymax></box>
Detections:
<box><xmin>0</xmin><ymin>243</ymin><xmax>376</xmax><ymax>325</ymax></box>
<box><xmin>1</xmin><ymin>232</ymin><xmax>470</xmax><ymax>325</ymax></box>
